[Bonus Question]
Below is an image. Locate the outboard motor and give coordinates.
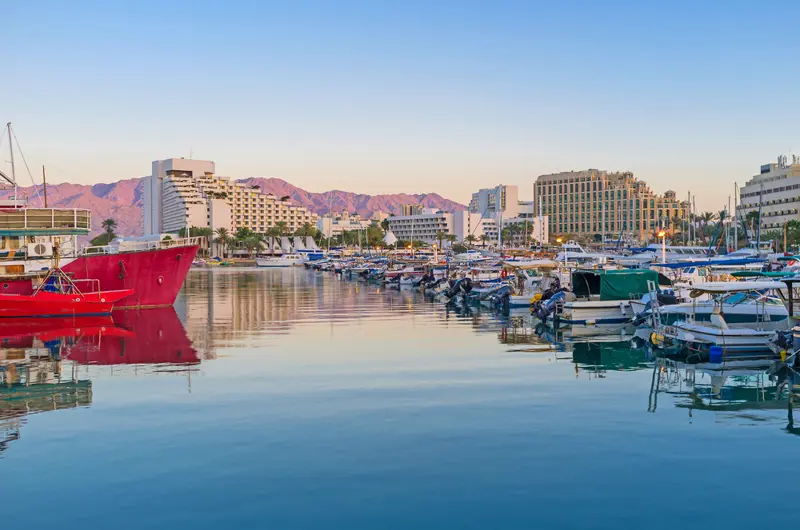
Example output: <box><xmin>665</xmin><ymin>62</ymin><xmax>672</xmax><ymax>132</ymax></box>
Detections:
<box><xmin>534</xmin><ymin>291</ymin><xmax>566</xmax><ymax>323</ymax></box>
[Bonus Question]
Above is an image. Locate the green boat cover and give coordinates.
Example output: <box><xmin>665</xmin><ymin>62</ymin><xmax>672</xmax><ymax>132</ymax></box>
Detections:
<box><xmin>572</xmin><ymin>269</ymin><xmax>665</xmax><ymax>301</ymax></box>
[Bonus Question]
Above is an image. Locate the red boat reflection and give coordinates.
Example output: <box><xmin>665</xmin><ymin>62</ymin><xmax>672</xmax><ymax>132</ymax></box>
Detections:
<box><xmin>0</xmin><ymin>308</ymin><xmax>198</xmax><ymax>366</ymax></box>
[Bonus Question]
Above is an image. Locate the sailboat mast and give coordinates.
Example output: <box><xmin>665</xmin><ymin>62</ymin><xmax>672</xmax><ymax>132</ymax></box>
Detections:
<box><xmin>6</xmin><ymin>123</ymin><xmax>17</xmax><ymax>206</ymax></box>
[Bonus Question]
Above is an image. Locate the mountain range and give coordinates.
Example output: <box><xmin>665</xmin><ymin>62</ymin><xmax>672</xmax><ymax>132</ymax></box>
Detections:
<box><xmin>0</xmin><ymin>177</ymin><xmax>465</xmax><ymax>237</ymax></box>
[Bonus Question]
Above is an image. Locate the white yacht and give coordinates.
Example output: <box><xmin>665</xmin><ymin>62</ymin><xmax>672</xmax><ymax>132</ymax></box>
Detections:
<box><xmin>256</xmin><ymin>254</ymin><xmax>307</xmax><ymax>267</ymax></box>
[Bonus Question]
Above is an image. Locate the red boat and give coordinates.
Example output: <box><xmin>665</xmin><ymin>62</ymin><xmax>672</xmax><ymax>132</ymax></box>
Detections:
<box><xmin>0</xmin><ymin>269</ymin><xmax>133</xmax><ymax>318</ymax></box>
<box><xmin>61</xmin><ymin>242</ymin><xmax>198</xmax><ymax>308</ymax></box>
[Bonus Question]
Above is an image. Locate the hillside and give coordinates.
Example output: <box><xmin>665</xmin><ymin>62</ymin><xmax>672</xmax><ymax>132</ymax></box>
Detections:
<box><xmin>0</xmin><ymin>177</ymin><xmax>465</xmax><ymax>237</ymax></box>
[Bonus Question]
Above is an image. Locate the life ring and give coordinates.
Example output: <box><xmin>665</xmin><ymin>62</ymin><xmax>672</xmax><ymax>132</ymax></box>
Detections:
<box><xmin>157</xmin><ymin>275</ymin><xmax>165</xmax><ymax>285</ymax></box>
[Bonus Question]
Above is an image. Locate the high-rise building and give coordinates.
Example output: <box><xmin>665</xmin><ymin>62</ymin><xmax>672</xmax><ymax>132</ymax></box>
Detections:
<box><xmin>469</xmin><ymin>185</ymin><xmax>520</xmax><ymax>218</ymax></box>
<box><xmin>739</xmin><ymin>155</ymin><xmax>800</xmax><ymax>230</ymax></box>
<box><xmin>143</xmin><ymin>158</ymin><xmax>317</xmax><ymax>235</ymax></box>
<box><xmin>534</xmin><ymin>170</ymin><xmax>688</xmax><ymax>241</ymax></box>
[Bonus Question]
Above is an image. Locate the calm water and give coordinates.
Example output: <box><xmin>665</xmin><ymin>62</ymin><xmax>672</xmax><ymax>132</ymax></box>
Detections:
<box><xmin>3</xmin><ymin>269</ymin><xmax>799</xmax><ymax>529</ymax></box>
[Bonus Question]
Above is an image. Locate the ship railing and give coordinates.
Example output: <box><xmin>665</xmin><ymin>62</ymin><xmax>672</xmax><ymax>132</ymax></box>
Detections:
<box><xmin>0</xmin><ymin>208</ymin><xmax>91</xmax><ymax>233</ymax></box>
<box><xmin>79</xmin><ymin>236</ymin><xmax>203</xmax><ymax>256</ymax></box>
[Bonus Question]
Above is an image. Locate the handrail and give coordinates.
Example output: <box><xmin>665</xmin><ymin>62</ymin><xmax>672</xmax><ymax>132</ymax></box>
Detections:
<box><xmin>79</xmin><ymin>236</ymin><xmax>203</xmax><ymax>256</ymax></box>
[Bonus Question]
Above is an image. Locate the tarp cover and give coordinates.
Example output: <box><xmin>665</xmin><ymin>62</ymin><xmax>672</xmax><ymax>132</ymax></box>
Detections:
<box><xmin>599</xmin><ymin>269</ymin><xmax>659</xmax><ymax>301</ymax></box>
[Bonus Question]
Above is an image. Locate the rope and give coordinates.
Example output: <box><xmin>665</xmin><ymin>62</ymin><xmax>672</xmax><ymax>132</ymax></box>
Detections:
<box><xmin>10</xmin><ymin>128</ymin><xmax>43</xmax><ymax>205</ymax></box>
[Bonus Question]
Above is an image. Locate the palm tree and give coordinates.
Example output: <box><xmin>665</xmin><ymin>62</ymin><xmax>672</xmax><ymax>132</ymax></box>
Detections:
<box><xmin>435</xmin><ymin>231</ymin><xmax>447</xmax><ymax>249</ymax></box>
<box><xmin>214</xmin><ymin>227</ymin><xmax>230</xmax><ymax>257</ymax></box>
<box><xmin>700</xmin><ymin>211</ymin><xmax>717</xmax><ymax>242</ymax></box>
<box><xmin>274</xmin><ymin>221</ymin><xmax>289</xmax><ymax>236</ymax></box>
<box><xmin>380</xmin><ymin>218</ymin><xmax>390</xmax><ymax>232</ymax></box>
<box><xmin>445</xmin><ymin>234</ymin><xmax>457</xmax><ymax>247</ymax></box>
<box><xmin>101</xmin><ymin>218</ymin><xmax>117</xmax><ymax>241</ymax></box>
<box><xmin>479</xmin><ymin>234</ymin><xmax>489</xmax><ymax>247</ymax></box>
<box><xmin>464</xmin><ymin>234</ymin><xmax>477</xmax><ymax>248</ymax></box>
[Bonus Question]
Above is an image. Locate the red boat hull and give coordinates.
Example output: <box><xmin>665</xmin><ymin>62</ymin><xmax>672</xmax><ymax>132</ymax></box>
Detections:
<box><xmin>61</xmin><ymin>245</ymin><xmax>199</xmax><ymax>308</ymax></box>
<box><xmin>0</xmin><ymin>289</ymin><xmax>134</xmax><ymax>318</ymax></box>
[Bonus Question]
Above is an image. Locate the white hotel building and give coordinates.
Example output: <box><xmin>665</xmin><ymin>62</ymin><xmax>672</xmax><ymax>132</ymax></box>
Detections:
<box><xmin>739</xmin><ymin>155</ymin><xmax>800</xmax><ymax>230</ymax></box>
<box><xmin>387</xmin><ymin>191</ymin><xmax>548</xmax><ymax>246</ymax></box>
<box><xmin>144</xmin><ymin>158</ymin><xmax>317</xmax><ymax>236</ymax></box>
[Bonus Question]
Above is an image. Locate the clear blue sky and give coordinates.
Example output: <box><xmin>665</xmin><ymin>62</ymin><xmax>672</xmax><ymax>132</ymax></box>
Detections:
<box><xmin>5</xmin><ymin>0</ymin><xmax>799</xmax><ymax>210</ymax></box>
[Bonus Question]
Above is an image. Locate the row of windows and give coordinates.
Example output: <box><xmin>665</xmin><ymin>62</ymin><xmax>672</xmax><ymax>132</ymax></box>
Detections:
<box><xmin>740</xmin><ymin>182</ymin><xmax>800</xmax><ymax>198</ymax></box>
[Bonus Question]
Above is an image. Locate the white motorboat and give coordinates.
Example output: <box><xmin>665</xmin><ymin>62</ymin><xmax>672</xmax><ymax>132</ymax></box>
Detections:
<box><xmin>256</xmin><ymin>254</ymin><xmax>307</xmax><ymax>267</ymax></box>
<box><xmin>654</xmin><ymin>281</ymin><xmax>791</xmax><ymax>357</ymax></box>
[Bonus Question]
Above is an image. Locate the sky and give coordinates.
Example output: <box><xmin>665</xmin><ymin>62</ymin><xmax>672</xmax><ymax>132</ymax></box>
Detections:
<box><xmin>4</xmin><ymin>0</ymin><xmax>799</xmax><ymax>211</ymax></box>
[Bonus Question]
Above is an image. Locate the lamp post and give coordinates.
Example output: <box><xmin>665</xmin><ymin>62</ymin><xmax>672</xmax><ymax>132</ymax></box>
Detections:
<box><xmin>658</xmin><ymin>230</ymin><xmax>666</xmax><ymax>264</ymax></box>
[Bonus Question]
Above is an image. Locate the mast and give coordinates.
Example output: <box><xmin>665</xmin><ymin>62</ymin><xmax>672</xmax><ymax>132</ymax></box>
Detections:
<box><xmin>6</xmin><ymin>123</ymin><xmax>17</xmax><ymax>206</ymax></box>
<box><xmin>733</xmin><ymin>184</ymin><xmax>738</xmax><ymax>250</ymax></box>
<box><xmin>42</xmin><ymin>166</ymin><xmax>49</xmax><ymax>208</ymax></box>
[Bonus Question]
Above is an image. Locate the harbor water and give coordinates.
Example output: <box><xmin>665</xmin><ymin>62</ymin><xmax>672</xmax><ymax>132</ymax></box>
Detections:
<box><xmin>2</xmin><ymin>268</ymin><xmax>799</xmax><ymax>529</ymax></box>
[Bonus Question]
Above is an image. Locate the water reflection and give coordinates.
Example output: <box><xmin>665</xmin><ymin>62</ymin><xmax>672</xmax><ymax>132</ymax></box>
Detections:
<box><xmin>3</xmin><ymin>268</ymin><xmax>799</xmax><ymax>457</ymax></box>
<box><xmin>0</xmin><ymin>308</ymin><xmax>198</xmax><ymax>455</ymax></box>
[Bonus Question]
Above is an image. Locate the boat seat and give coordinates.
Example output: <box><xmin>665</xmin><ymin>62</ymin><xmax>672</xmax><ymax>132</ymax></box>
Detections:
<box><xmin>709</xmin><ymin>308</ymin><xmax>729</xmax><ymax>329</ymax></box>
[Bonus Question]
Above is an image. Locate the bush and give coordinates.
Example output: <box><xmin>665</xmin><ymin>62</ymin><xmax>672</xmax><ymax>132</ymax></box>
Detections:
<box><xmin>451</xmin><ymin>243</ymin><xmax>468</xmax><ymax>253</ymax></box>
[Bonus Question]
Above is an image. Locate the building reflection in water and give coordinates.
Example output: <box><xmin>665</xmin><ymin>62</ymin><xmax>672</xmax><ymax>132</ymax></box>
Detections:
<box><xmin>0</xmin><ymin>307</ymin><xmax>199</xmax><ymax>455</ymax></box>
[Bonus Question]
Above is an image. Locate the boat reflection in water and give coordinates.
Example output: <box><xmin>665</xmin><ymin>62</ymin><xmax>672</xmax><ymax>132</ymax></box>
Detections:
<box><xmin>0</xmin><ymin>308</ymin><xmax>198</xmax><ymax>454</ymax></box>
<box><xmin>648</xmin><ymin>357</ymin><xmax>800</xmax><ymax>434</ymax></box>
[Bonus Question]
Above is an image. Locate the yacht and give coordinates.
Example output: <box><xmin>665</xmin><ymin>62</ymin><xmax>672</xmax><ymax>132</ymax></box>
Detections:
<box><xmin>256</xmin><ymin>254</ymin><xmax>307</xmax><ymax>267</ymax></box>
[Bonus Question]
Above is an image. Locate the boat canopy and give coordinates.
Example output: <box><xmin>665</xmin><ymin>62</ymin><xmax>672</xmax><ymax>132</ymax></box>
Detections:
<box><xmin>688</xmin><ymin>281</ymin><xmax>785</xmax><ymax>296</ymax></box>
<box><xmin>731</xmin><ymin>271</ymin><xmax>792</xmax><ymax>278</ymax></box>
<box><xmin>651</xmin><ymin>258</ymin><xmax>764</xmax><ymax>269</ymax></box>
<box><xmin>572</xmin><ymin>269</ymin><xmax>669</xmax><ymax>301</ymax></box>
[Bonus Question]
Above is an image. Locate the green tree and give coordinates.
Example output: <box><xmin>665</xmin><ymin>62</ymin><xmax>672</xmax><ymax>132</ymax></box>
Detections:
<box><xmin>274</xmin><ymin>221</ymin><xmax>289</xmax><ymax>236</ymax></box>
<box><xmin>479</xmin><ymin>234</ymin><xmax>489</xmax><ymax>247</ymax></box>
<box><xmin>90</xmin><ymin>232</ymin><xmax>115</xmax><ymax>246</ymax></box>
<box><xmin>464</xmin><ymin>234</ymin><xmax>477</xmax><ymax>248</ymax></box>
<box><xmin>380</xmin><ymin>218</ymin><xmax>390</xmax><ymax>232</ymax></box>
<box><xmin>101</xmin><ymin>218</ymin><xmax>117</xmax><ymax>241</ymax></box>
<box><xmin>445</xmin><ymin>234</ymin><xmax>457</xmax><ymax>247</ymax></box>
<box><xmin>435</xmin><ymin>231</ymin><xmax>447</xmax><ymax>249</ymax></box>
<box><xmin>214</xmin><ymin>227</ymin><xmax>230</xmax><ymax>257</ymax></box>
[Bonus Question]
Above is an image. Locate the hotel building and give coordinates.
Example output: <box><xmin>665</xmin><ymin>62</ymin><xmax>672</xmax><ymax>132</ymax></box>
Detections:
<box><xmin>738</xmin><ymin>155</ymin><xmax>800</xmax><ymax>230</ymax></box>
<box><xmin>143</xmin><ymin>158</ymin><xmax>317</xmax><ymax>235</ymax></box>
<box><xmin>316</xmin><ymin>212</ymin><xmax>375</xmax><ymax>237</ymax></box>
<box><xmin>387</xmin><ymin>205</ymin><xmax>548</xmax><ymax>246</ymax></box>
<box><xmin>534</xmin><ymin>170</ymin><xmax>688</xmax><ymax>241</ymax></box>
<box><xmin>469</xmin><ymin>185</ymin><xmax>520</xmax><ymax>219</ymax></box>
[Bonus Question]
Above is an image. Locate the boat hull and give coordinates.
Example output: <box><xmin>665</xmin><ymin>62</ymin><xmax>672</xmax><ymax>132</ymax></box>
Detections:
<box><xmin>560</xmin><ymin>300</ymin><xmax>632</xmax><ymax>325</ymax></box>
<box><xmin>0</xmin><ymin>289</ymin><xmax>133</xmax><ymax>318</ymax></box>
<box><xmin>61</xmin><ymin>245</ymin><xmax>198</xmax><ymax>308</ymax></box>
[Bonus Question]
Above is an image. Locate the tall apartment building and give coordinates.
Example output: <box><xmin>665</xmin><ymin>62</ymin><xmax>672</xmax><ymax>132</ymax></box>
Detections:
<box><xmin>469</xmin><ymin>185</ymin><xmax>520</xmax><ymax>218</ymax></box>
<box><xmin>534</xmin><ymin>170</ymin><xmax>688</xmax><ymax>241</ymax></box>
<box><xmin>739</xmin><ymin>155</ymin><xmax>800</xmax><ymax>230</ymax></box>
<box><xmin>143</xmin><ymin>158</ymin><xmax>317</xmax><ymax>235</ymax></box>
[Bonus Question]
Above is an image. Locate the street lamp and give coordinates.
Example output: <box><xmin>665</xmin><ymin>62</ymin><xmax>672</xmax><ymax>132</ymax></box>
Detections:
<box><xmin>657</xmin><ymin>230</ymin><xmax>666</xmax><ymax>263</ymax></box>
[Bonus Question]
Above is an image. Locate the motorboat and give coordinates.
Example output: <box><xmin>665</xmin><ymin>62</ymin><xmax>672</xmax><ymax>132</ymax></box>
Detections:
<box><xmin>559</xmin><ymin>269</ymin><xmax>671</xmax><ymax>326</ymax></box>
<box><xmin>256</xmin><ymin>254</ymin><xmax>307</xmax><ymax>267</ymax></box>
<box><xmin>653</xmin><ymin>281</ymin><xmax>791</xmax><ymax>359</ymax></box>
<box><xmin>0</xmin><ymin>268</ymin><xmax>134</xmax><ymax>318</ymax></box>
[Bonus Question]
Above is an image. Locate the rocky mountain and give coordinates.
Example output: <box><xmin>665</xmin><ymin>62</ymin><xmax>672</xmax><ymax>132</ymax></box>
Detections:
<box><xmin>239</xmin><ymin>177</ymin><xmax>466</xmax><ymax>218</ymax></box>
<box><xmin>0</xmin><ymin>177</ymin><xmax>464</xmax><ymax>237</ymax></box>
<box><xmin>0</xmin><ymin>179</ymin><xmax>144</xmax><ymax>238</ymax></box>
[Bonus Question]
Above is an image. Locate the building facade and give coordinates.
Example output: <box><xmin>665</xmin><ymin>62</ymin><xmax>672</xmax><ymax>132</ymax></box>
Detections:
<box><xmin>469</xmin><ymin>185</ymin><xmax>520</xmax><ymax>218</ymax></box>
<box><xmin>534</xmin><ymin>170</ymin><xmax>688</xmax><ymax>241</ymax></box>
<box><xmin>317</xmin><ymin>212</ymin><xmax>374</xmax><ymax>237</ymax></box>
<box><xmin>739</xmin><ymin>155</ymin><xmax>800</xmax><ymax>230</ymax></box>
<box><xmin>143</xmin><ymin>158</ymin><xmax>317</xmax><ymax>235</ymax></box>
<box><xmin>387</xmin><ymin>207</ymin><xmax>548</xmax><ymax>246</ymax></box>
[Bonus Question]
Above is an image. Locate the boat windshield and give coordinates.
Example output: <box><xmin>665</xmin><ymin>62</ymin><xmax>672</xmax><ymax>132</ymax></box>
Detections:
<box><xmin>722</xmin><ymin>291</ymin><xmax>783</xmax><ymax>305</ymax></box>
